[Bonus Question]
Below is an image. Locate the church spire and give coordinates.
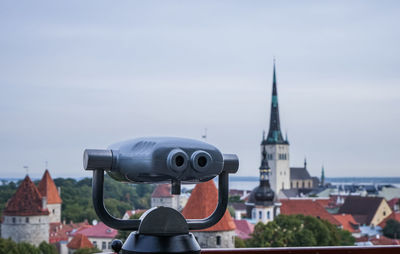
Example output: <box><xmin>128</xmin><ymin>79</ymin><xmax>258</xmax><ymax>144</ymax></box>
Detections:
<box><xmin>259</xmin><ymin>145</ymin><xmax>271</xmax><ymax>185</ymax></box>
<box><xmin>262</xmin><ymin>60</ymin><xmax>287</xmax><ymax>145</ymax></box>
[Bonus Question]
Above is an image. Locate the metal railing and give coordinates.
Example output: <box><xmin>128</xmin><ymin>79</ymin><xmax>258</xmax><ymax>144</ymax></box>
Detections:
<box><xmin>201</xmin><ymin>245</ymin><xmax>400</xmax><ymax>254</ymax></box>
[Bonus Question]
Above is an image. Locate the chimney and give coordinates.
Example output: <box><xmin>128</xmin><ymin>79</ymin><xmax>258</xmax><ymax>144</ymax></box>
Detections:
<box><xmin>42</xmin><ymin>196</ymin><xmax>47</xmax><ymax>209</ymax></box>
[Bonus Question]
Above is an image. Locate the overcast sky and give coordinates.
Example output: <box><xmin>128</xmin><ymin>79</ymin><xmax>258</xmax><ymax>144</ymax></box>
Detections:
<box><xmin>0</xmin><ymin>1</ymin><xmax>399</xmax><ymax>179</ymax></box>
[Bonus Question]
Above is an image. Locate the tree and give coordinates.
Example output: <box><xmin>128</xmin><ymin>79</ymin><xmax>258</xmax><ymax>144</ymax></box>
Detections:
<box><xmin>234</xmin><ymin>237</ymin><xmax>246</xmax><ymax>248</ymax></box>
<box><xmin>38</xmin><ymin>241</ymin><xmax>57</xmax><ymax>254</ymax></box>
<box><xmin>383</xmin><ymin>219</ymin><xmax>400</xmax><ymax>239</ymax></box>
<box><xmin>246</xmin><ymin>214</ymin><xmax>355</xmax><ymax>247</ymax></box>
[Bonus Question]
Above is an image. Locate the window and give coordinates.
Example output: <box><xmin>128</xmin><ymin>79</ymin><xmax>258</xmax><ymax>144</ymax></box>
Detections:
<box><xmin>102</xmin><ymin>241</ymin><xmax>106</xmax><ymax>250</ymax></box>
<box><xmin>52</xmin><ymin>209</ymin><xmax>55</xmax><ymax>214</ymax></box>
<box><xmin>383</xmin><ymin>211</ymin><xmax>386</xmax><ymax>216</ymax></box>
<box><xmin>12</xmin><ymin>217</ymin><xmax>16</xmax><ymax>223</ymax></box>
<box><xmin>216</xmin><ymin>236</ymin><xmax>221</xmax><ymax>246</ymax></box>
<box><xmin>25</xmin><ymin>217</ymin><xmax>29</xmax><ymax>223</ymax></box>
<box><xmin>108</xmin><ymin>241</ymin><xmax>111</xmax><ymax>249</ymax></box>
<box><xmin>93</xmin><ymin>241</ymin><xmax>97</xmax><ymax>248</ymax></box>
<box><xmin>259</xmin><ymin>211</ymin><xmax>262</xmax><ymax>219</ymax></box>
<box><xmin>267</xmin><ymin>154</ymin><xmax>273</xmax><ymax>160</ymax></box>
<box><xmin>278</xmin><ymin>153</ymin><xmax>287</xmax><ymax>160</ymax></box>
<box><xmin>267</xmin><ymin>211</ymin><xmax>270</xmax><ymax>219</ymax></box>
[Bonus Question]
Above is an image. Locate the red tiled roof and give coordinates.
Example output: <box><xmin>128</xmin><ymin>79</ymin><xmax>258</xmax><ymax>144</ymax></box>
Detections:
<box><xmin>378</xmin><ymin>212</ymin><xmax>400</xmax><ymax>228</ymax></box>
<box><xmin>333</xmin><ymin>214</ymin><xmax>360</xmax><ymax>233</ymax></box>
<box><xmin>49</xmin><ymin>221</ymin><xmax>91</xmax><ymax>243</ymax></box>
<box><xmin>182</xmin><ymin>180</ymin><xmax>236</xmax><ymax>232</ymax></box>
<box><xmin>314</xmin><ymin>198</ymin><xmax>331</xmax><ymax>208</ymax></box>
<box><xmin>37</xmin><ymin>170</ymin><xmax>62</xmax><ymax>204</ymax></box>
<box><xmin>151</xmin><ymin>184</ymin><xmax>173</xmax><ymax>198</ymax></box>
<box><xmin>72</xmin><ymin>222</ymin><xmax>117</xmax><ymax>238</ymax></box>
<box><xmin>280</xmin><ymin>199</ymin><xmax>340</xmax><ymax>226</ymax></box>
<box><xmin>356</xmin><ymin>235</ymin><xmax>400</xmax><ymax>245</ymax></box>
<box><xmin>67</xmin><ymin>234</ymin><xmax>93</xmax><ymax>249</ymax></box>
<box><xmin>3</xmin><ymin>175</ymin><xmax>49</xmax><ymax>216</ymax></box>
<box><xmin>234</xmin><ymin>219</ymin><xmax>254</xmax><ymax>239</ymax></box>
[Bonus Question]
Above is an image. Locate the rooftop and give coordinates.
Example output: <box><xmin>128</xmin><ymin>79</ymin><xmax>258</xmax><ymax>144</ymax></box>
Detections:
<box><xmin>3</xmin><ymin>175</ymin><xmax>49</xmax><ymax>216</ymax></box>
<box><xmin>181</xmin><ymin>180</ymin><xmax>236</xmax><ymax>232</ymax></box>
<box><xmin>67</xmin><ymin>234</ymin><xmax>93</xmax><ymax>250</ymax></box>
<box><xmin>37</xmin><ymin>169</ymin><xmax>62</xmax><ymax>204</ymax></box>
<box><xmin>280</xmin><ymin>199</ymin><xmax>340</xmax><ymax>226</ymax></box>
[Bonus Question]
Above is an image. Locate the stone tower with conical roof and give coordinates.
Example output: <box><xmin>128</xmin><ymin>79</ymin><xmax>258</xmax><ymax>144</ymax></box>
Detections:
<box><xmin>1</xmin><ymin>175</ymin><xmax>50</xmax><ymax>246</ymax></box>
<box><xmin>261</xmin><ymin>61</ymin><xmax>290</xmax><ymax>194</ymax></box>
<box><xmin>182</xmin><ymin>180</ymin><xmax>236</xmax><ymax>248</ymax></box>
<box><xmin>37</xmin><ymin>169</ymin><xmax>62</xmax><ymax>223</ymax></box>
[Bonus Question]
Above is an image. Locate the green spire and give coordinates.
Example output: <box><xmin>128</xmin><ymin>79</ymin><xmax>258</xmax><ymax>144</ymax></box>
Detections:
<box><xmin>263</xmin><ymin>59</ymin><xmax>287</xmax><ymax>145</ymax></box>
<box><xmin>321</xmin><ymin>165</ymin><xmax>325</xmax><ymax>187</ymax></box>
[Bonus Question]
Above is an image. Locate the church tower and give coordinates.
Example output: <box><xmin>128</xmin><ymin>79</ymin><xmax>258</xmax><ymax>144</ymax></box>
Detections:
<box><xmin>261</xmin><ymin>61</ymin><xmax>290</xmax><ymax>194</ymax></box>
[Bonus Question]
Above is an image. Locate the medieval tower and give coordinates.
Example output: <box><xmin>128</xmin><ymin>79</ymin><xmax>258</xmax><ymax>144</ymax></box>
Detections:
<box><xmin>37</xmin><ymin>170</ymin><xmax>62</xmax><ymax>223</ymax></box>
<box><xmin>1</xmin><ymin>175</ymin><xmax>50</xmax><ymax>246</ymax></box>
<box><xmin>261</xmin><ymin>62</ymin><xmax>290</xmax><ymax>194</ymax></box>
<box><xmin>182</xmin><ymin>180</ymin><xmax>236</xmax><ymax>248</ymax></box>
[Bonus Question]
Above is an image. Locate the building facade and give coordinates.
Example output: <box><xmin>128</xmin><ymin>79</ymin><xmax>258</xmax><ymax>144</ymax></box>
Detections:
<box><xmin>37</xmin><ymin>170</ymin><xmax>62</xmax><ymax>223</ymax></box>
<box><xmin>1</xmin><ymin>176</ymin><xmax>50</xmax><ymax>246</ymax></box>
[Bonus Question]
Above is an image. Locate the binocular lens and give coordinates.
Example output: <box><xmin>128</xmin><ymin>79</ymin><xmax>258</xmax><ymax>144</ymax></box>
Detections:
<box><xmin>167</xmin><ymin>149</ymin><xmax>189</xmax><ymax>172</ymax></box>
<box><xmin>191</xmin><ymin>151</ymin><xmax>212</xmax><ymax>172</ymax></box>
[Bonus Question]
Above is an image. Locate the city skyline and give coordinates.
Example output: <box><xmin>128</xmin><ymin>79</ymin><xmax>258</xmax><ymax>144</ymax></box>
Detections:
<box><xmin>1</xmin><ymin>1</ymin><xmax>399</xmax><ymax>178</ymax></box>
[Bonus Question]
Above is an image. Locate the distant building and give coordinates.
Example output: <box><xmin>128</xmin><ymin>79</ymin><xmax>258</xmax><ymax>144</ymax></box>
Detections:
<box><xmin>234</xmin><ymin>219</ymin><xmax>254</xmax><ymax>240</ymax></box>
<box><xmin>1</xmin><ymin>175</ymin><xmax>50</xmax><ymax>246</ymax></box>
<box><xmin>290</xmin><ymin>160</ymin><xmax>314</xmax><ymax>190</ymax></box>
<box><xmin>67</xmin><ymin>234</ymin><xmax>93</xmax><ymax>253</ymax></box>
<box><xmin>182</xmin><ymin>180</ymin><xmax>236</xmax><ymax>248</ymax></box>
<box><xmin>49</xmin><ymin>221</ymin><xmax>91</xmax><ymax>254</ymax></box>
<box><xmin>259</xmin><ymin>62</ymin><xmax>317</xmax><ymax>195</ymax></box>
<box><xmin>338</xmin><ymin>196</ymin><xmax>392</xmax><ymax>226</ymax></box>
<box><xmin>230</xmin><ymin>203</ymin><xmax>246</xmax><ymax>220</ymax></box>
<box><xmin>280</xmin><ymin>199</ymin><xmax>340</xmax><ymax>226</ymax></box>
<box><xmin>38</xmin><ymin>170</ymin><xmax>62</xmax><ymax>223</ymax></box>
<box><xmin>246</xmin><ymin>145</ymin><xmax>281</xmax><ymax>224</ymax></box>
<box><xmin>151</xmin><ymin>184</ymin><xmax>180</xmax><ymax>210</ymax></box>
<box><xmin>122</xmin><ymin>209</ymin><xmax>147</xmax><ymax>220</ymax></box>
<box><xmin>333</xmin><ymin>214</ymin><xmax>361</xmax><ymax>237</ymax></box>
<box><xmin>378</xmin><ymin>211</ymin><xmax>400</xmax><ymax>228</ymax></box>
<box><xmin>69</xmin><ymin>222</ymin><xmax>117</xmax><ymax>252</ymax></box>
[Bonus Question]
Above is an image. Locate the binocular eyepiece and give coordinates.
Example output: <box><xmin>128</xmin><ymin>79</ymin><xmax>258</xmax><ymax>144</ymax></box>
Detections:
<box><xmin>84</xmin><ymin>137</ymin><xmax>238</xmax><ymax>183</ymax></box>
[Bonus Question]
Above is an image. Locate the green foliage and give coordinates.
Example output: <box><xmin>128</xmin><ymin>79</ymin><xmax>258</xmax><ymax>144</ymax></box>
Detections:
<box><xmin>228</xmin><ymin>205</ymin><xmax>235</xmax><ymax>217</ymax></box>
<box><xmin>74</xmin><ymin>247</ymin><xmax>101</xmax><ymax>254</ymax></box>
<box><xmin>0</xmin><ymin>181</ymin><xmax>18</xmax><ymax>218</ymax></box>
<box><xmin>38</xmin><ymin>241</ymin><xmax>58</xmax><ymax>254</ymax></box>
<box><xmin>245</xmin><ymin>214</ymin><xmax>355</xmax><ymax>247</ymax></box>
<box><xmin>228</xmin><ymin>195</ymin><xmax>242</xmax><ymax>203</ymax></box>
<box><xmin>234</xmin><ymin>236</ymin><xmax>246</xmax><ymax>248</ymax></box>
<box><xmin>53</xmin><ymin>175</ymin><xmax>154</xmax><ymax>223</ymax></box>
<box><xmin>0</xmin><ymin>238</ymin><xmax>56</xmax><ymax>254</ymax></box>
<box><xmin>383</xmin><ymin>219</ymin><xmax>400</xmax><ymax>239</ymax></box>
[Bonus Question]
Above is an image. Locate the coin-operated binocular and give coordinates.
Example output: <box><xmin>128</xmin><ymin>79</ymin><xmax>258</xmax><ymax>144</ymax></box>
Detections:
<box><xmin>84</xmin><ymin>137</ymin><xmax>239</xmax><ymax>254</ymax></box>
